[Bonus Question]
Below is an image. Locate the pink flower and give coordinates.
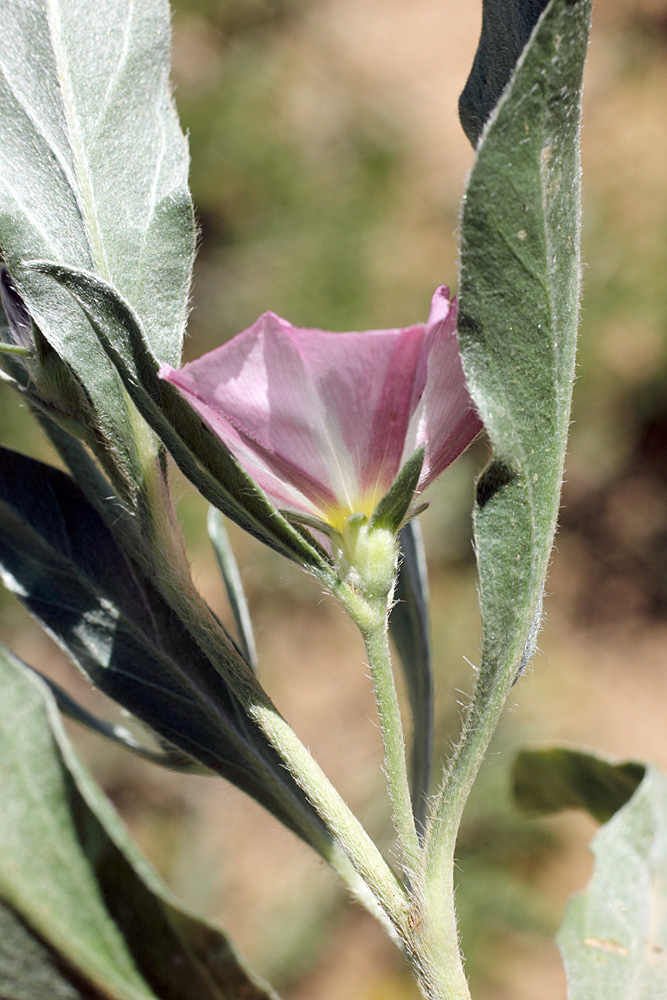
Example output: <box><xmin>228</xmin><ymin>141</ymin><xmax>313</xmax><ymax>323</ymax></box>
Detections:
<box><xmin>159</xmin><ymin>287</ymin><xmax>482</xmax><ymax>535</ymax></box>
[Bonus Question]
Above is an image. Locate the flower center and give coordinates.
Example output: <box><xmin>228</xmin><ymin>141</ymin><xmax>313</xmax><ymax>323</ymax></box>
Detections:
<box><xmin>320</xmin><ymin>488</ymin><xmax>385</xmax><ymax>536</ymax></box>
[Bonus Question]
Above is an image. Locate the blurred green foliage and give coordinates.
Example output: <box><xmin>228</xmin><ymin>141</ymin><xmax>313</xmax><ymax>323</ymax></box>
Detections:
<box><xmin>172</xmin><ymin>0</ymin><xmax>409</xmax><ymax>343</ymax></box>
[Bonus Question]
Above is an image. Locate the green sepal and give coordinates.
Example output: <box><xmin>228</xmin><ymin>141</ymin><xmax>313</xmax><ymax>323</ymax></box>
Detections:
<box><xmin>369</xmin><ymin>447</ymin><xmax>424</xmax><ymax>534</ymax></box>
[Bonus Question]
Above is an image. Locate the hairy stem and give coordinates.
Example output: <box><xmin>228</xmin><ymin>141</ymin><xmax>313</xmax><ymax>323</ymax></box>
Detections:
<box><xmin>356</xmin><ymin>599</ymin><xmax>421</xmax><ymax>875</ymax></box>
<box><xmin>408</xmin><ymin>655</ymin><xmax>515</xmax><ymax>1000</ymax></box>
<box><xmin>424</xmin><ymin>658</ymin><xmax>512</xmax><ymax>897</ymax></box>
<box><xmin>250</xmin><ymin>697</ymin><xmax>411</xmax><ymax>925</ymax></box>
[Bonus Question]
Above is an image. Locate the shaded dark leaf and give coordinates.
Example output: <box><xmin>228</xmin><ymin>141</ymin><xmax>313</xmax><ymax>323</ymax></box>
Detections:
<box><xmin>0</xmin><ymin>447</ymin><xmax>331</xmax><ymax>844</ymax></box>
<box><xmin>513</xmin><ymin>747</ymin><xmax>646</xmax><ymax>824</ymax></box>
<box><xmin>459</xmin><ymin>0</ymin><xmax>551</xmax><ymax>146</ymax></box>
<box><xmin>390</xmin><ymin>520</ymin><xmax>433</xmax><ymax>836</ymax></box>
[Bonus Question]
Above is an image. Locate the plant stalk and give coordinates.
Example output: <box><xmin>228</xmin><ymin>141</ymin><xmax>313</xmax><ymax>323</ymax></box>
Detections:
<box><xmin>407</xmin><ymin>654</ymin><xmax>516</xmax><ymax>1000</ymax></box>
<box><xmin>356</xmin><ymin>600</ymin><xmax>421</xmax><ymax>875</ymax></box>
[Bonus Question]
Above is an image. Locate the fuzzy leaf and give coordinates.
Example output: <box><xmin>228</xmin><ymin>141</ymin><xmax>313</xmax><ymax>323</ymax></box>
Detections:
<box><xmin>0</xmin><ymin>643</ymin><xmax>280</xmax><ymax>1000</ymax></box>
<box><xmin>0</xmin><ymin>0</ymin><xmax>195</xmax><ymax>471</ymax></box>
<box><xmin>558</xmin><ymin>767</ymin><xmax>667</xmax><ymax>999</ymax></box>
<box><xmin>458</xmin><ymin>0</ymin><xmax>592</xmax><ymax>699</ymax></box>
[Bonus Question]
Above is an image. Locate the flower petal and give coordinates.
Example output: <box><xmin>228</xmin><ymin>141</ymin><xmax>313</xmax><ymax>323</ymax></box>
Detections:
<box><xmin>160</xmin><ymin>369</ymin><xmax>327</xmax><ymax>517</ymax></box>
<box><xmin>160</xmin><ymin>288</ymin><xmax>482</xmax><ymax>533</ymax></box>
<box><xmin>406</xmin><ymin>287</ymin><xmax>483</xmax><ymax>487</ymax></box>
<box><xmin>288</xmin><ymin>320</ymin><xmax>427</xmax><ymax>509</ymax></box>
<box><xmin>160</xmin><ymin>314</ymin><xmax>339</xmax><ymax>516</ymax></box>
<box><xmin>0</xmin><ymin>268</ymin><xmax>33</xmax><ymax>349</ymax></box>
<box><xmin>161</xmin><ymin>311</ymin><xmax>428</xmax><ymax>522</ymax></box>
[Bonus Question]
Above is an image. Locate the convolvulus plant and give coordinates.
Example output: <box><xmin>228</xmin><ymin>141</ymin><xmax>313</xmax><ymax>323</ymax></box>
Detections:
<box><xmin>0</xmin><ymin>1</ymin><xmax>664</xmax><ymax>998</ymax></box>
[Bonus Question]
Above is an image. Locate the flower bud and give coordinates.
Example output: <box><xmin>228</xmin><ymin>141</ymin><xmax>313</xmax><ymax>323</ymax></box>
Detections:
<box><xmin>333</xmin><ymin>515</ymin><xmax>398</xmax><ymax>604</ymax></box>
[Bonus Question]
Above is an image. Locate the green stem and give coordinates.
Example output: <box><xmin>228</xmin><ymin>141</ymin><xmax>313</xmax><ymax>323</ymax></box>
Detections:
<box><xmin>424</xmin><ymin>659</ymin><xmax>512</xmax><ymax>887</ymax></box>
<box><xmin>161</xmin><ymin>575</ymin><xmax>410</xmax><ymax>924</ymax></box>
<box><xmin>366</xmin><ymin>612</ymin><xmax>421</xmax><ymax>874</ymax></box>
<box><xmin>144</xmin><ymin>492</ymin><xmax>410</xmax><ymax>924</ymax></box>
<box><xmin>410</xmin><ymin>657</ymin><xmax>514</xmax><ymax>1000</ymax></box>
<box><xmin>0</xmin><ymin>341</ymin><xmax>32</xmax><ymax>356</ymax></box>
<box><xmin>407</xmin><ymin>863</ymin><xmax>471</xmax><ymax>1000</ymax></box>
<box><xmin>341</xmin><ymin>583</ymin><xmax>421</xmax><ymax>877</ymax></box>
<box><xmin>249</xmin><ymin>697</ymin><xmax>410</xmax><ymax>925</ymax></box>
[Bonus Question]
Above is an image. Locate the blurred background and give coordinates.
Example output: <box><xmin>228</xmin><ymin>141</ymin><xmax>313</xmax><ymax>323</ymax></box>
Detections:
<box><xmin>1</xmin><ymin>0</ymin><xmax>667</xmax><ymax>997</ymax></box>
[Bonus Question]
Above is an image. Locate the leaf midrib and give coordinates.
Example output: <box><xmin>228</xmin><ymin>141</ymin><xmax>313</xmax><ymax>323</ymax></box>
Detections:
<box><xmin>44</xmin><ymin>0</ymin><xmax>112</xmax><ymax>279</ymax></box>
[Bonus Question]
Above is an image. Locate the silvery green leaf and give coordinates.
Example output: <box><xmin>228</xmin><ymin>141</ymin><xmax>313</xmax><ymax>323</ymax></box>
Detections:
<box><xmin>458</xmin><ymin>0</ymin><xmax>592</xmax><ymax>699</ymax></box>
<box><xmin>0</xmin><ymin>0</ymin><xmax>195</xmax><ymax>475</ymax></box>
<box><xmin>513</xmin><ymin>747</ymin><xmax>645</xmax><ymax>824</ymax></box>
<box><xmin>390</xmin><ymin>521</ymin><xmax>433</xmax><ymax>837</ymax></box>
<box><xmin>0</xmin><ymin>643</ymin><xmax>281</xmax><ymax>1000</ymax></box>
<box><xmin>207</xmin><ymin>508</ymin><xmax>258</xmax><ymax>673</ymax></box>
<box><xmin>558</xmin><ymin>767</ymin><xmax>667</xmax><ymax>999</ymax></box>
<box><xmin>0</xmin><ymin>0</ymin><xmax>194</xmax><ymax>363</ymax></box>
<box><xmin>459</xmin><ymin>0</ymin><xmax>551</xmax><ymax>146</ymax></box>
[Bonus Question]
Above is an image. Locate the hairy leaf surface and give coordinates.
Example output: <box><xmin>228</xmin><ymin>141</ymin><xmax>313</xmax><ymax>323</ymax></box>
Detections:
<box><xmin>0</xmin><ymin>0</ymin><xmax>195</xmax><ymax>469</ymax></box>
<box><xmin>558</xmin><ymin>767</ymin><xmax>667</xmax><ymax>999</ymax></box>
<box><xmin>458</xmin><ymin>0</ymin><xmax>592</xmax><ymax>700</ymax></box>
